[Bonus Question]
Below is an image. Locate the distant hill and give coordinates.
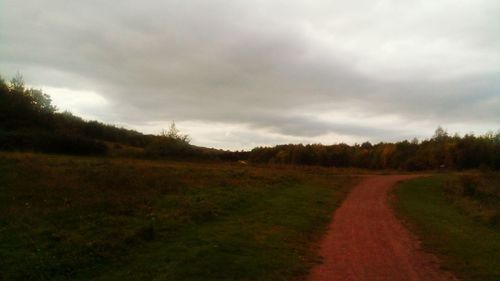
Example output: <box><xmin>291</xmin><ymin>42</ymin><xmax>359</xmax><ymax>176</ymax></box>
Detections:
<box><xmin>0</xmin><ymin>73</ymin><xmax>240</xmax><ymax>160</ymax></box>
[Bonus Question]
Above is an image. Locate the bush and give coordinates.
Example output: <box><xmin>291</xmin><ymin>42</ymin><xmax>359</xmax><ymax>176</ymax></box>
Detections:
<box><xmin>145</xmin><ymin>136</ymin><xmax>192</xmax><ymax>157</ymax></box>
<box><xmin>41</xmin><ymin>134</ymin><xmax>108</xmax><ymax>155</ymax></box>
<box><xmin>0</xmin><ymin>131</ymin><xmax>108</xmax><ymax>155</ymax></box>
<box><xmin>144</xmin><ymin>122</ymin><xmax>192</xmax><ymax>158</ymax></box>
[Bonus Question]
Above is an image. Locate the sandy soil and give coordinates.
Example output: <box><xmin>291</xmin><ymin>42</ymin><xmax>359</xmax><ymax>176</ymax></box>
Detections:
<box><xmin>307</xmin><ymin>175</ymin><xmax>459</xmax><ymax>281</ymax></box>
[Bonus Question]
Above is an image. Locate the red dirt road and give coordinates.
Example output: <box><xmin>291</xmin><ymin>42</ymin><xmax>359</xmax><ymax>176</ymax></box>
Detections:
<box><xmin>307</xmin><ymin>175</ymin><xmax>458</xmax><ymax>281</ymax></box>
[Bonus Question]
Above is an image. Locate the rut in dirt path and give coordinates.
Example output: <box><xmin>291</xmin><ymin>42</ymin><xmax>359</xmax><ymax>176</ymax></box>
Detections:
<box><xmin>307</xmin><ymin>175</ymin><xmax>459</xmax><ymax>281</ymax></box>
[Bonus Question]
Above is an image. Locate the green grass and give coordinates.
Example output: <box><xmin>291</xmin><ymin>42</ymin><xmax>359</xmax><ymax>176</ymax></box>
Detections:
<box><xmin>0</xmin><ymin>152</ymin><xmax>353</xmax><ymax>281</ymax></box>
<box><xmin>394</xmin><ymin>175</ymin><xmax>500</xmax><ymax>281</ymax></box>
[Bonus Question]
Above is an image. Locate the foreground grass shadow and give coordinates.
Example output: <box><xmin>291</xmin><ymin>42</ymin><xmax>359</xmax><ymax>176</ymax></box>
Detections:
<box><xmin>394</xmin><ymin>176</ymin><xmax>500</xmax><ymax>281</ymax></box>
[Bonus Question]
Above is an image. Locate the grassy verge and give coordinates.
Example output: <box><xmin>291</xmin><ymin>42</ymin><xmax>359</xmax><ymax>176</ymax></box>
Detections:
<box><xmin>394</xmin><ymin>175</ymin><xmax>500</xmax><ymax>281</ymax></box>
<box><xmin>0</xmin><ymin>152</ymin><xmax>353</xmax><ymax>281</ymax></box>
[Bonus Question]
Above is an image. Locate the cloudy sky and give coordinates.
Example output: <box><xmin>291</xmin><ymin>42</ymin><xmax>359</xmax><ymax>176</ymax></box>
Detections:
<box><xmin>1</xmin><ymin>0</ymin><xmax>499</xmax><ymax>149</ymax></box>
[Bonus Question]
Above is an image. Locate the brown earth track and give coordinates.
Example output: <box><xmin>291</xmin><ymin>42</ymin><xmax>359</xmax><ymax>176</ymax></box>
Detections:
<box><xmin>307</xmin><ymin>175</ymin><xmax>459</xmax><ymax>281</ymax></box>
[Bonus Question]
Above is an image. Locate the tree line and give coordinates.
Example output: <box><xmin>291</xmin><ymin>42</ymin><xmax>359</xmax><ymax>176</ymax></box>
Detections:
<box><xmin>1</xmin><ymin>73</ymin><xmax>498</xmax><ymax>170</ymax></box>
<box><xmin>246</xmin><ymin>128</ymin><xmax>500</xmax><ymax>170</ymax></box>
<box><xmin>0</xmin><ymin>74</ymin><xmax>153</xmax><ymax>155</ymax></box>
<box><xmin>0</xmin><ymin>73</ymin><xmax>237</xmax><ymax>159</ymax></box>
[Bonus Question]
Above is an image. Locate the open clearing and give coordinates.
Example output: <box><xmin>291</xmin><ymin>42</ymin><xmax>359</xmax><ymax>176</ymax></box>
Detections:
<box><xmin>307</xmin><ymin>175</ymin><xmax>458</xmax><ymax>281</ymax></box>
<box><xmin>4</xmin><ymin>152</ymin><xmax>497</xmax><ymax>281</ymax></box>
<box><xmin>0</xmin><ymin>153</ymin><xmax>353</xmax><ymax>281</ymax></box>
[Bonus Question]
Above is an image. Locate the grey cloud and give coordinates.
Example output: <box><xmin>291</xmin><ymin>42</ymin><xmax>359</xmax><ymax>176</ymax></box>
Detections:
<box><xmin>1</xmin><ymin>0</ymin><xmax>499</xmax><ymax>148</ymax></box>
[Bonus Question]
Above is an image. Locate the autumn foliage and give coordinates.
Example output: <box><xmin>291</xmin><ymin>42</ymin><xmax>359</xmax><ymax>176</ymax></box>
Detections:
<box><xmin>1</xmin><ymin>73</ymin><xmax>498</xmax><ymax>170</ymax></box>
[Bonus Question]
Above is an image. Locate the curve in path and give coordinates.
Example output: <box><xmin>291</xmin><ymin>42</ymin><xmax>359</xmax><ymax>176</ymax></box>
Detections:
<box><xmin>307</xmin><ymin>175</ymin><xmax>458</xmax><ymax>281</ymax></box>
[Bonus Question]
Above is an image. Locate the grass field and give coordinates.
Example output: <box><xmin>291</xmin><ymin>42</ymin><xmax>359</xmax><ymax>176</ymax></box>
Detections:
<box><xmin>0</xmin><ymin>152</ymin><xmax>354</xmax><ymax>281</ymax></box>
<box><xmin>394</xmin><ymin>175</ymin><xmax>500</xmax><ymax>281</ymax></box>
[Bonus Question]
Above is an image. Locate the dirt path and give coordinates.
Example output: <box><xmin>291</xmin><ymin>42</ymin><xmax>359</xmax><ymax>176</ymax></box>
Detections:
<box><xmin>307</xmin><ymin>175</ymin><xmax>458</xmax><ymax>281</ymax></box>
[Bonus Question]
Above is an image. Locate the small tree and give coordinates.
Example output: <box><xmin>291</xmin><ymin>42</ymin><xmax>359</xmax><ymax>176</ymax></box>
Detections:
<box><xmin>6</xmin><ymin>73</ymin><xmax>56</xmax><ymax>114</ymax></box>
<box><xmin>145</xmin><ymin>122</ymin><xmax>191</xmax><ymax>157</ymax></box>
<box><xmin>433</xmin><ymin>126</ymin><xmax>448</xmax><ymax>141</ymax></box>
<box><xmin>160</xmin><ymin>122</ymin><xmax>190</xmax><ymax>143</ymax></box>
<box><xmin>25</xmin><ymin>88</ymin><xmax>57</xmax><ymax>113</ymax></box>
<box><xmin>9</xmin><ymin>72</ymin><xmax>25</xmax><ymax>92</ymax></box>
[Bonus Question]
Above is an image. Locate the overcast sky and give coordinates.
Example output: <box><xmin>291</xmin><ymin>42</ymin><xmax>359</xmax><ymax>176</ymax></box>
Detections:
<box><xmin>1</xmin><ymin>0</ymin><xmax>499</xmax><ymax>149</ymax></box>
